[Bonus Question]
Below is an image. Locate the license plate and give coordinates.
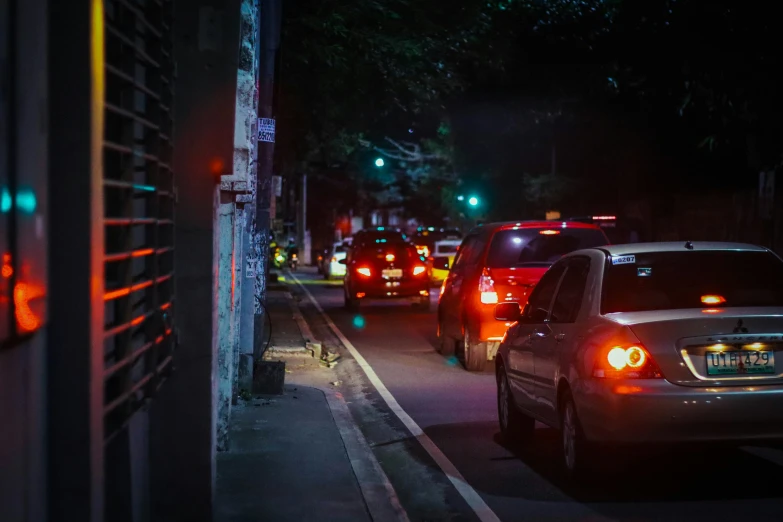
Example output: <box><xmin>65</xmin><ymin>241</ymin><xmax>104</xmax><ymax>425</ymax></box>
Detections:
<box><xmin>706</xmin><ymin>350</ymin><xmax>775</xmax><ymax>375</ymax></box>
<box><xmin>382</xmin><ymin>269</ymin><xmax>403</xmax><ymax>278</ymax></box>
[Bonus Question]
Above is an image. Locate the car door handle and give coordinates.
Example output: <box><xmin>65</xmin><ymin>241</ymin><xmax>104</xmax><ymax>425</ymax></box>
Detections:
<box><xmin>533</xmin><ymin>328</ymin><xmax>549</xmax><ymax>338</ymax></box>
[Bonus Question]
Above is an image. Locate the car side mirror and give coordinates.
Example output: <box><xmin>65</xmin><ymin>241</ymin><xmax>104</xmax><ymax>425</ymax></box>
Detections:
<box><xmin>494</xmin><ymin>302</ymin><xmax>521</xmax><ymax>322</ymax></box>
<box><xmin>338</xmin><ymin>259</ymin><xmax>347</xmax><ymax>265</ymax></box>
<box><xmin>432</xmin><ymin>256</ymin><xmax>450</xmax><ymax>271</ymax></box>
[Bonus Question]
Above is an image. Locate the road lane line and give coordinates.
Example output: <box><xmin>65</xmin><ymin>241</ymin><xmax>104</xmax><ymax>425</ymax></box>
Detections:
<box><xmin>289</xmin><ymin>271</ymin><xmax>503</xmax><ymax>522</ymax></box>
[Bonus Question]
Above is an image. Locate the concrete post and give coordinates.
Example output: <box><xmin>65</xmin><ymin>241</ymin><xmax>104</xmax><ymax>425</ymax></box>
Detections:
<box><xmin>216</xmin><ymin>198</ymin><xmax>236</xmax><ymax>451</ymax></box>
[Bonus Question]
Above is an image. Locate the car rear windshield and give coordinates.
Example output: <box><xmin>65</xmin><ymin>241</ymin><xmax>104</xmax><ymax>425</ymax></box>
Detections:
<box><xmin>601</xmin><ymin>250</ymin><xmax>783</xmax><ymax>314</ymax></box>
<box><xmin>356</xmin><ymin>231</ymin><xmax>407</xmax><ymax>244</ymax></box>
<box><xmin>334</xmin><ymin>245</ymin><xmax>346</xmax><ymax>253</ymax></box>
<box><xmin>436</xmin><ymin>244</ymin><xmax>459</xmax><ymax>255</ymax></box>
<box><xmin>354</xmin><ymin>244</ymin><xmax>420</xmax><ymax>266</ymax></box>
<box><xmin>486</xmin><ymin>228</ymin><xmax>608</xmax><ymax>268</ymax></box>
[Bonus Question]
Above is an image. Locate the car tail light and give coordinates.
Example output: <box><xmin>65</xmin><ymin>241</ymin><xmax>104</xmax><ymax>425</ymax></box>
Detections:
<box><xmin>478</xmin><ymin>268</ymin><xmax>498</xmax><ymax>304</ymax></box>
<box><xmin>413</xmin><ymin>265</ymin><xmax>427</xmax><ymax>276</ymax></box>
<box><xmin>357</xmin><ymin>267</ymin><xmax>372</xmax><ymax>277</ymax></box>
<box><xmin>592</xmin><ymin>344</ymin><xmax>663</xmax><ymax>379</ymax></box>
<box><xmin>700</xmin><ymin>294</ymin><xmax>726</xmax><ymax>305</ymax></box>
<box><xmin>386</xmin><ymin>253</ymin><xmax>395</xmax><ymax>262</ymax></box>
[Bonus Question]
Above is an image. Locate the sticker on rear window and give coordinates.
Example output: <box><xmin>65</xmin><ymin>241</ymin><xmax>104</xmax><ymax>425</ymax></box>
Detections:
<box><xmin>637</xmin><ymin>267</ymin><xmax>652</xmax><ymax>277</ymax></box>
<box><xmin>611</xmin><ymin>255</ymin><xmax>636</xmax><ymax>265</ymax></box>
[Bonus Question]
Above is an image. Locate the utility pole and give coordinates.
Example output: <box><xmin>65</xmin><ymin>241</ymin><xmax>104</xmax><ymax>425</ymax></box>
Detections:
<box><xmin>252</xmin><ymin>0</ymin><xmax>281</xmax><ymax>359</ymax></box>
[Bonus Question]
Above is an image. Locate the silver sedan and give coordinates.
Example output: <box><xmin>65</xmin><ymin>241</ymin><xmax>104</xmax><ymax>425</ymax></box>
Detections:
<box><xmin>494</xmin><ymin>241</ymin><xmax>783</xmax><ymax>479</ymax></box>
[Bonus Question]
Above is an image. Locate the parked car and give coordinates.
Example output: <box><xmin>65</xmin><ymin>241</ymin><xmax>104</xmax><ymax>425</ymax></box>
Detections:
<box><xmin>341</xmin><ymin>240</ymin><xmax>430</xmax><ymax>310</ymax></box>
<box><xmin>323</xmin><ymin>241</ymin><xmax>349</xmax><ymax>280</ymax></box>
<box><xmin>495</xmin><ymin>241</ymin><xmax>783</xmax><ymax>479</ymax></box>
<box><xmin>437</xmin><ymin>221</ymin><xmax>609</xmax><ymax>371</ymax></box>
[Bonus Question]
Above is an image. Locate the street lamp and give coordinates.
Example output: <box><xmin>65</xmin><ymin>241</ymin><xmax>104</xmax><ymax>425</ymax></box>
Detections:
<box><xmin>374</xmin><ymin>157</ymin><xmax>385</xmax><ymax>167</ymax></box>
<box><xmin>468</xmin><ymin>196</ymin><xmax>479</xmax><ymax>207</ymax></box>
<box><xmin>456</xmin><ymin>195</ymin><xmax>464</xmax><ymax>202</ymax></box>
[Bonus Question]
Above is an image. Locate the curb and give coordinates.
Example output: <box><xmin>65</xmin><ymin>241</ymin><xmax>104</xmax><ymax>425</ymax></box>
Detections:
<box><xmin>322</xmin><ymin>387</ymin><xmax>410</xmax><ymax>522</ymax></box>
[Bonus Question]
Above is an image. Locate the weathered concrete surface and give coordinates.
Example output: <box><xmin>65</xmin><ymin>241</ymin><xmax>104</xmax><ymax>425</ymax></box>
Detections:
<box><xmin>215</xmin><ymin>386</ymin><xmax>371</xmax><ymax>522</ymax></box>
<box><xmin>216</xmin><ymin>202</ymin><xmax>236</xmax><ymax>451</ymax></box>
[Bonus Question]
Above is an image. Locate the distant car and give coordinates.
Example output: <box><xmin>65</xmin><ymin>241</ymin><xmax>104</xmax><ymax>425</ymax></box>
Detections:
<box><xmin>352</xmin><ymin>227</ymin><xmax>408</xmax><ymax>248</ymax></box>
<box><xmin>495</xmin><ymin>242</ymin><xmax>783</xmax><ymax>480</ymax></box>
<box><xmin>428</xmin><ymin>239</ymin><xmax>462</xmax><ymax>284</ymax></box>
<box><xmin>342</xmin><ymin>240</ymin><xmax>430</xmax><ymax>310</ymax></box>
<box><xmin>324</xmin><ymin>242</ymin><xmax>348</xmax><ymax>280</ymax></box>
<box><xmin>437</xmin><ymin>221</ymin><xmax>609</xmax><ymax>371</ymax></box>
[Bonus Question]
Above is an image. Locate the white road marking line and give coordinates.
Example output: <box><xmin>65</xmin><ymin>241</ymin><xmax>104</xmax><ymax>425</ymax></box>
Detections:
<box><xmin>289</xmin><ymin>272</ymin><xmax>502</xmax><ymax>522</ymax></box>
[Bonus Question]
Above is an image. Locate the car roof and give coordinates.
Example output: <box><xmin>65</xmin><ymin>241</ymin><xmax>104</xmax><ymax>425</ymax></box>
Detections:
<box><xmin>592</xmin><ymin>241</ymin><xmax>770</xmax><ymax>257</ymax></box>
<box><xmin>468</xmin><ymin>220</ymin><xmax>602</xmax><ymax>236</ymax></box>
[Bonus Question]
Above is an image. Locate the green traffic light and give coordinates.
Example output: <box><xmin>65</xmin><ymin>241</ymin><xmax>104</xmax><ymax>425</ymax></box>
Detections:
<box><xmin>468</xmin><ymin>196</ymin><xmax>479</xmax><ymax>206</ymax></box>
<box><xmin>374</xmin><ymin>158</ymin><xmax>385</xmax><ymax>167</ymax></box>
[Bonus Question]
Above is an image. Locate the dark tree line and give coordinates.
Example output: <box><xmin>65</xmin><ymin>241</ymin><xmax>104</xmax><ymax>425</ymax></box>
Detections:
<box><xmin>277</xmin><ymin>0</ymin><xmax>783</xmax><ymax>224</ymax></box>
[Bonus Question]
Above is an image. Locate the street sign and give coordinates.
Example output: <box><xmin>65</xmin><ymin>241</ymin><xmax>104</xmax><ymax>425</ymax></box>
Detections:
<box><xmin>258</xmin><ymin>118</ymin><xmax>276</xmax><ymax>143</ymax></box>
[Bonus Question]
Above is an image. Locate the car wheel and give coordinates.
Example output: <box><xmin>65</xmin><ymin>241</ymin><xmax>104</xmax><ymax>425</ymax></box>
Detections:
<box><xmin>498</xmin><ymin>364</ymin><xmax>534</xmax><ymax>444</ymax></box>
<box><xmin>462</xmin><ymin>329</ymin><xmax>487</xmax><ymax>372</ymax></box>
<box><xmin>437</xmin><ymin>320</ymin><xmax>455</xmax><ymax>356</ymax></box>
<box><xmin>560</xmin><ymin>391</ymin><xmax>589</xmax><ymax>480</ymax></box>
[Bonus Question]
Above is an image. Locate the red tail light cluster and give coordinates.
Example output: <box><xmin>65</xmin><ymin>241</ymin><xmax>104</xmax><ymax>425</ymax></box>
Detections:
<box><xmin>412</xmin><ymin>265</ymin><xmax>427</xmax><ymax>276</ymax></box>
<box><xmin>593</xmin><ymin>344</ymin><xmax>663</xmax><ymax>379</ymax></box>
<box><xmin>356</xmin><ymin>267</ymin><xmax>372</xmax><ymax>277</ymax></box>
<box><xmin>478</xmin><ymin>268</ymin><xmax>497</xmax><ymax>304</ymax></box>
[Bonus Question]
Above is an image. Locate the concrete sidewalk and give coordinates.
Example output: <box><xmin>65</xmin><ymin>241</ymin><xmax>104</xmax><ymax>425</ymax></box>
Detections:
<box><xmin>215</xmin><ymin>272</ymin><xmax>406</xmax><ymax>522</ymax></box>
<box><xmin>215</xmin><ymin>385</ymin><xmax>372</xmax><ymax>522</ymax></box>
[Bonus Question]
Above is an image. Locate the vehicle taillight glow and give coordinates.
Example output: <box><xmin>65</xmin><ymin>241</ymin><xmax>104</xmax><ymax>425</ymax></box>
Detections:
<box><xmin>701</xmin><ymin>294</ymin><xmax>726</xmax><ymax>305</ymax></box>
<box><xmin>412</xmin><ymin>265</ymin><xmax>426</xmax><ymax>276</ymax></box>
<box><xmin>331</xmin><ymin>257</ymin><xmax>337</xmax><ymax>263</ymax></box>
<box><xmin>592</xmin><ymin>215</ymin><xmax>616</xmax><ymax>220</ymax></box>
<box><xmin>357</xmin><ymin>267</ymin><xmax>372</xmax><ymax>277</ymax></box>
<box><xmin>593</xmin><ymin>344</ymin><xmax>663</xmax><ymax>379</ymax></box>
<box><xmin>386</xmin><ymin>253</ymin><xmax>395</xmax><ymax>262</ymax></box>
<box><xmin>539</xmin><ymin>230</ymin><xmax>560</xmax><ymax>235</ymax></box>
<box><xmin>478</xmin><ymin>269</ymin><xmax>498</xmax><ymax>304</ymax></box>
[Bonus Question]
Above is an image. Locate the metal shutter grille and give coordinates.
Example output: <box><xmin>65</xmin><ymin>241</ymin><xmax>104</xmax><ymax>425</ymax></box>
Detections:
<box><xmin>102</xmin><ymin>0</ymin><xmax>175</xmax><ymax>444</ymax></box>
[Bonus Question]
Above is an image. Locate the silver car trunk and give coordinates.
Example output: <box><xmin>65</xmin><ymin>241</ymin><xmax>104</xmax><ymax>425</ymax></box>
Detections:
<box><xmin>605</xmin><ymin>307</ymin><xmax>783</xmax><ymax>386</ymax></box>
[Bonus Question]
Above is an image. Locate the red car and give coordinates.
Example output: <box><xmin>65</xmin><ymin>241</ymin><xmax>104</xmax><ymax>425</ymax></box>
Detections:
<box><xmin>437</xmin><ymin>221</ymin><xmax>610</xmax><ymax>371</ymax></box>
<box><xmin>342</xmin><ymin>240</ymin><xmax>431</xmax><ymax>310</ymax></box>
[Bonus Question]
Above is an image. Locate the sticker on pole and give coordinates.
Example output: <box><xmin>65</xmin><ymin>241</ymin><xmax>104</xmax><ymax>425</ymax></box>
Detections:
<box><xmin>258</xmin><ymin>118</ymin><xmax>276</xmax><ymax>143</ymax></box>
<box><xmin>611</xmin><ymin>255</ymin><xmax>636</xmax><ymax>265</ymax></box>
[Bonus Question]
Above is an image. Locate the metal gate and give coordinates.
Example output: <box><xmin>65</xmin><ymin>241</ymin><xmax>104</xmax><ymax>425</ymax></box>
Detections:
<box><xmin>102</xmin><ymin>0</ymin><xmax>175</xmax><ymax>445</ymax></box>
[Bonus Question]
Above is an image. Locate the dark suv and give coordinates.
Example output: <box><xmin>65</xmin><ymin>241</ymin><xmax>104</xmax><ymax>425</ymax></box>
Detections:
<box><xmin>342</xmin><ymin>240</ymin><xmax>430</xmax><ymax>310</ymax></box>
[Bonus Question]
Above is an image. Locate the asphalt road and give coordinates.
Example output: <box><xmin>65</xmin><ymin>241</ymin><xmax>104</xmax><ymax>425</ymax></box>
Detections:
<box><xmin>292</xmin><ymin>269</ymin><xmax>783</xmax><ymax>522</ymax></box>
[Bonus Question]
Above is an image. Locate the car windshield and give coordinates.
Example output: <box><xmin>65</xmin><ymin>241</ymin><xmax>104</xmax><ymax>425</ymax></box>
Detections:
<box><xmin>601</xmin><ymin>250</ymin><xmax>783</xmax><ymax>314</ymax></box>
<box><xmin>334</xmin><ymin>245</ymin><xmax>346</xmax><ymax>253</ymax></box>
<box><xmin>486</xmin><ymin>228</ymin><xmax>608</xmax><ymax>268</ymax></box>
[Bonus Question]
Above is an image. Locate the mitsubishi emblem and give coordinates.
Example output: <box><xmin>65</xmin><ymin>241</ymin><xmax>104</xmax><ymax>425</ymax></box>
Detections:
<box><xmin>733</xmin><ymin>319</ymin><xmax>748</xmax><ymax>334</ymax></box>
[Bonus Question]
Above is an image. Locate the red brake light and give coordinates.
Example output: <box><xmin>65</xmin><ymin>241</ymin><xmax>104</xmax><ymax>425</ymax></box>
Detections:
<box><xmin>593</xmin><ymin>344</ymin><xmax>663</xmax><ymax>379</ymax></box>
<box><xmin>701</xmin><ymin>294</ymin><xmax>726</xmax><ymax>305</ymax></box>
<box><xmin>357</xmin><ymin>267</ymin><xmax>372</xmax><ymax>277</ymax></box>
<box><xmin>385</xmin><ymin>253</ymin><xmax>395</xmax><ymax>262</ymax></box>
<box><xmin>540</xmin><ymin>230</ymin><xmax>560</xmax><ymax>235</ymax></box>
<box><xmin>413</xmin><ymin>265</ymin><xmax>426</xmax><ymax>276</ymax></box>
<box><xmin>478</xmin><ymin>268</ymin><xmax>498</xmax><ymax>304</ymax></box>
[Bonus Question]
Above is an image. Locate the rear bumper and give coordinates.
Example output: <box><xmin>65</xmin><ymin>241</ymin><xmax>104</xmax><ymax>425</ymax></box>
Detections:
<box><xmin>577</xmin><ymin>380</ymin><xmax>783</xmax><ymax>443</ymax></box>
<box><xmin>351</xmin><ymin>279</ymin><xmax>429</xmax><ymax>299</ymax></box>
<box><xmin>473</xmin><ymin>303</ymin><xmax>516</xmax><ymax>342</ymax></box>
